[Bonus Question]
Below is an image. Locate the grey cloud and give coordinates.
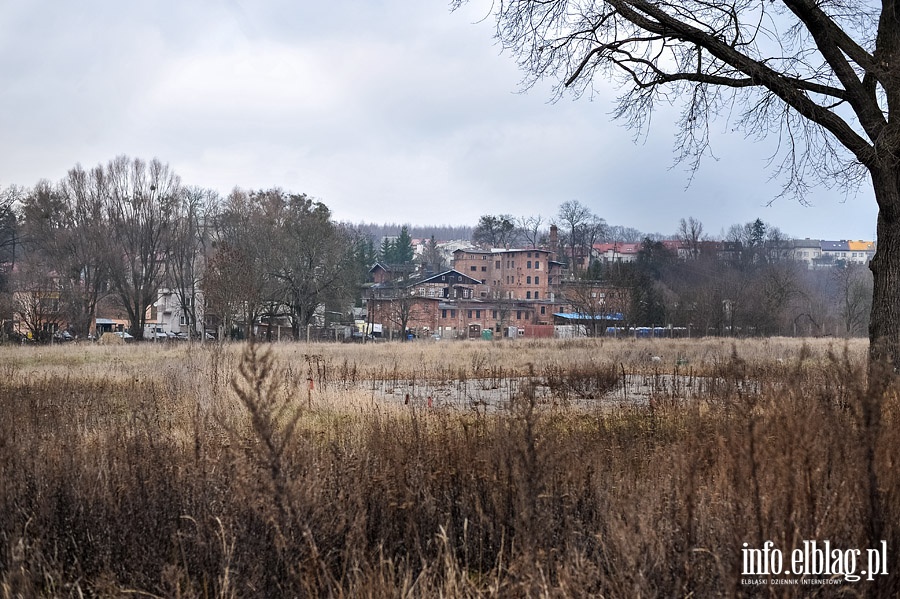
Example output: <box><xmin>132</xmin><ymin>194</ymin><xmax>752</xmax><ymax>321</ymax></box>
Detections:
<box><xmin>0</xmin><ymin>1</ymin><xmax>879</xmax><ymax>241</ymax></box>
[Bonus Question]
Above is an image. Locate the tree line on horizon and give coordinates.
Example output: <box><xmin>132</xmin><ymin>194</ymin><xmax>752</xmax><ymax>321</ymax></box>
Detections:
<box><xmin>0</xmin><ymin>159</ymin><xmax>873</xmax><ymax>342</ymax></box>
<box><xmin>469</xmin><ymin>201</ymin><xmax>872</xmax><ymax>338</ymax></box>
<box><xmin>0</xmin><ymin>156</ymin><xmax>379</xmax><ymax>342</ymax></box>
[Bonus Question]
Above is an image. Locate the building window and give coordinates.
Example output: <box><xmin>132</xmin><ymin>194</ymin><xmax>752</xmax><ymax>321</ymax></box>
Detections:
<box><xmin>481</xmin><ymin>266</ymin><xmax>487</xmax><ymax>272</ymax></box>
<box><xmin>527</xmin><ymin>252</ymin><xmax>532</xmax><ymax>258</ymax></box>
<box><xmin>470</xmin><ymin>266</ymin><xmax>477</xmax><ymax>271</ymax></box>
<box><xmin>534</xmin><ymin>276</ymin><xmax>539</xmax><ymax>285</ymax></box>
<box><xmin>540</xmin><ymin>306</ymin><xmax>546</xmax><ymax>315</ymax></box>
<box><xmin>527</xmin><ymin>260</ymin><xmax>532</xmax><ymax>269</ymax></box>
<box><xmin>495</xmin><ymin>261</ymin><xmax>501</xmax><ymax>269</ymax></box>
<box><xmin>526</xmin><ymin>276</ymin><xmax>532</xmax><ymax>284</ymax></box>
<box><xmin>516</xmin><ymin>310</ymin><xmax>522</xmax><ymax>320</ymax></box>
<box><xmin>476</xmin><ymin>310</ymin><xmax>481</xmax><ymax>318</ymax></box>
<box><xmin>535</xmin><ymin>261</ymin><xmax>540</xmax><ymax>270</ymax></box>
<box><xmin>534</xmin><ymin>292</ymin><xmax>539</xmax><ymax>299</ymax></box>
<box><xmin>526</xmin><ymin>291</ymin><xmax>531</xmax><ymax>299</ymax></box>
<box><xmin>468</xmin><ymin>310</ymin><xmax>473</xmax><ymax>318</ymax></box>
<box><xmin>548</xmin><ymin>276</ymin><xmax>553</xmax><ymax>285</ymax></box>
<box><xmin>442</xmin><ymin>309</ymin><xmax>447</xmax><ymax>318</ymax></box>
<box><xmin>492</xmin><ymin>310</ymin><xmax>498</xmax><ymax>318</ymax></box>
<box><xmin>451</xmin><ymin>310</ymin><xmax>456</xmax><ymax>318</ymax></box>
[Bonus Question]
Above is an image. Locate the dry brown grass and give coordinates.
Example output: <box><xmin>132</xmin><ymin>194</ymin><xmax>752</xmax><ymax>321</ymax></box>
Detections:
<box><xmin>0</xmin><ymin>337</ymin><xmax>896</xmax><ymax>598</ymax></box>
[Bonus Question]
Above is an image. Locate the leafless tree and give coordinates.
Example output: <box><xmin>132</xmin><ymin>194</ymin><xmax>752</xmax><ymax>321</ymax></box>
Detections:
<box><xmin>12</xmin><ymin>253</ymin><xmax>64</xmax><ymax>342</ymax></box>
<box><xmin>270</xmin><ymin>191</ymin><xmax>360</xmax><ymax>338</ymax></box>
<box><xmin>207</xmin><ymin>188</ymin><xmax>278</xmax><ymax>340</ymax></box>
<box><xmin>833</xmin><ymin>263</ymin><xmax>873</xmax><ymax>337</ymax></box>
<box><xmin>169</xmin><ymin>186</ymin><xmax>219</xmax><ymax>338</ymax></box>
<box><xmin>102</xmin><ymin>156</ymin><xmax>182</xmax><ymax>340</ymax></box>
<box><xmin>726</xmin><ymin>218</ymin><xmax>788</xmax><ymax>265</ymax></box>
<box><xmin>0</xmin><ymin>186</ymin><xmax>22</xmax><ymax>336</ymax></box>
<box><xmin>556</xmin><ymin>200</ymin><xmax>603</xmax><ymax>275</ymax></box>
<box><xmin>517</xmin><ymin>214</ymin><xmax>545</xmax><ymax>248</ymax></box>
<box><xmin>384</xmin><ymin>288</ymin><xmax>420</xmax><ymax>340</ymax></box>
<box><xmin>19</xmin><ymin>174</ymin><xmax>111</xmax><ymax>339</ymax></box>
<box><xmin>678</xmin><ymin>217</ymin><xmax>705</xmax><ymax>260</ymax></box>
<box><xmin>605</xmin><ymin>224</ymin><xmax>644</xmax><ymax>244</ymax></box>
<box><xmin>454</xmin><ymin>0</ymin><xmax>900</xmax><ymax>367</ymax></box>
<box><xmin>563</xmin><ymin>281</ymin><xmax>616</xmax><ymax>336</ymax></box>
<box><xmin>0</xmin><ymin>186</ymin><xmax>20</xmax><ymax>270</ymax></box>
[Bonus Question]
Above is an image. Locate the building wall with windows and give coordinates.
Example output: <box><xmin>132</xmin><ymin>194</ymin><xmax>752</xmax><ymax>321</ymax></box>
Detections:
<box><xmin>451</xmin><ymin>248</ymin><xmax>561</xmax><ymax>302</ymax></box>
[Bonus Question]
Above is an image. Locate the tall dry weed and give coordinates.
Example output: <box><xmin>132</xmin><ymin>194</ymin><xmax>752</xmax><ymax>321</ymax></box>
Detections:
<box><xmin>0</xmin><ymin>338</ymin><xmax>897</xmax><ymax>597</ymax></box>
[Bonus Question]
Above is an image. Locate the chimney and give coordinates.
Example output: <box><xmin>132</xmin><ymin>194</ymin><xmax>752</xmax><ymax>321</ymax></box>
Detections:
<box><xmin>549</xmin><ymin>224</ymin><xmax>559</xmax><ymax>261</ymax></box>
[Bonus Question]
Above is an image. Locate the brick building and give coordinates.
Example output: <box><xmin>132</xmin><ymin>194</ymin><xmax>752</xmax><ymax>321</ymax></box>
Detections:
<box><xmin>366</xmin><ymin>245</ymin><xmax>578</xmax><ymax>339</ymax></box>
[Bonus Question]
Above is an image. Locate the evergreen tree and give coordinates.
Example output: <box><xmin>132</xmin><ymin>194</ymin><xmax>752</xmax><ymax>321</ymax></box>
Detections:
<box><xmin>379</xmin><ymin>237</ymin><xmax>395</xmax><ymax>263</ymax></box>
<box><xmin>394</xmin><ymin>226</ymin><xmax>414</xmax><ymax>264</ymax></box>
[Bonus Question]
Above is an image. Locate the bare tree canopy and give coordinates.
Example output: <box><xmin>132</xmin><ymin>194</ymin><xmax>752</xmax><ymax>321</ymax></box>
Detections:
<box><xmin>556</xmin><ymin>200</ymin><xmax>606</xmax><ymax>274</ymax></box>
<box><xmin>678</xmin><ymin>217</ymin><xmax>704</xmax><ymax>260</ymax></box>
<box><xmin>104</xmin><ymin>156</ymin><xmax>182</xmax><ymax>339</ymax></box>
<box><xmin>454</xmin><ymin>0</ymin><xmax>900</xmax><ymax>368</ymax></box>
<box><xmin>472</xmin><ymin>214</ymin><xmax>520</xmax><ymax>248</ymax></box>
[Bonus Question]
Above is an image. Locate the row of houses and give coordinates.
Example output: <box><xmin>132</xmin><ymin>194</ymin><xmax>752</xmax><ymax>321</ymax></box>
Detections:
<box><xmin>589</xmin><ymin>239</ymin><xmax>875</xmax><ymax>267</ymax></box>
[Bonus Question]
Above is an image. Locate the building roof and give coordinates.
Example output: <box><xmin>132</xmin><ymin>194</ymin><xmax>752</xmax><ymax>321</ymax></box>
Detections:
<box><xmin>453</xmin><ymin>247</ymin><xmax>550</xmax><ymax>255</ymax></box>
<box><xmin>418</xmin><ymin>269</ymin><xmax>481</xmax><ymax>286</ymax></box>
<box><xmin>368</xmin><ymin>261</ymin><xmax>417</xmax><ymax>273</ymax></box>
<box><xmin>847</xmin><ymin>240</ymin><xmax>875</xmax><ymax>251</ymax></box>
<box><xmin>821</xmin><ymin>240</ymin><xmax>850</xmax><ymax>251</ymax></box>
<box><xmin>371</xmin><ymin>268</ymin><xmax>481</xmax><ymax>291</ymax></box>
<box><xmin>593</xmin><ymin>242</ymin><xmax>641</xmax><ymax>254</ymax></box>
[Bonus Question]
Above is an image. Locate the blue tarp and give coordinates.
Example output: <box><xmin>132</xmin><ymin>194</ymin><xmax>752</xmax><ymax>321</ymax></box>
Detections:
<box><xmin>553</xmin><ymin>312</ymin><xmax>624</xmax><ymax>321</ymax></box>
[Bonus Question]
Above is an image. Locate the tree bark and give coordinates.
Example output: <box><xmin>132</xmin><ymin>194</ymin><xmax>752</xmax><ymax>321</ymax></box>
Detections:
<box><xmin>868</xmin><ymin>166</ymin><xmax>900</xmax><ymax>371</ymax></box>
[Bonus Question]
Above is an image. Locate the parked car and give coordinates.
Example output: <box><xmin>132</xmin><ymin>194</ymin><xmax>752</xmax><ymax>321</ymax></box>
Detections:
<box><xmin>53</xmin><ymin>330</ymin><xmax>74</xmax><ymax>342</ymax></box>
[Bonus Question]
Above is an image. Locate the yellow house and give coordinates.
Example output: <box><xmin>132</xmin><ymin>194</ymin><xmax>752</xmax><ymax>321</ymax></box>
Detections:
<box><xmin>847</xmin><ymin>240</ymin><xmax>875</xmax><ymax>264</ymax></box>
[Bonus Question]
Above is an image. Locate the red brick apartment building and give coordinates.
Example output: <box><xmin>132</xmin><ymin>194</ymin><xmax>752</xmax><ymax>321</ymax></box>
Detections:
<box><xmin>366</xmin><ymin>248</ymin><xmax>572</xmax><ymax>339</ymax></box>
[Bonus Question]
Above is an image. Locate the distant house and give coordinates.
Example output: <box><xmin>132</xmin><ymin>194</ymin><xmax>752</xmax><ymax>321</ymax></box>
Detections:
<box><xmin>847</xmin><ymin>240</ymin><xmax>875</xmax><ymax>264</ymax></box>
<box><xmin>790</xmin><ymin>239</ymin><xmax>822</xmax><ymax>268</ymax></box>
<box><xmin>820</xmin><ymin>240</ymin><xmax>851</xmax><ymax>264</ymax></box>
<box><xmin>368</xmin><ymin>262</ymin><xmax>416</xmax><ymax>285</ymax></box>
<box><xmin>592</xmin><ymin>242</ymin><xmax>641</xmax><ymax>263</ymax></box>
<box><xmin>146</xmin><ymin>287</ymin><xmax>206</xmax><ymax>339</ymax></box>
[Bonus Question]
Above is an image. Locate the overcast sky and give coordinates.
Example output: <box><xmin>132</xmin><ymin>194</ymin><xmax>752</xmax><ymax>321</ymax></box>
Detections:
<box><xmin>0</xmin><ymin>1</ymin><xmax>878</xmax><ymax>241</ymax></box>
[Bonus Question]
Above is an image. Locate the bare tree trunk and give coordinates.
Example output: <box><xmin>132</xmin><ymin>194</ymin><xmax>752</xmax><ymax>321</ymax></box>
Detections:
<box><xmin>868</xmin><ymin>167</ymin><xmax>900</xmax><ymax>370</ymax></box>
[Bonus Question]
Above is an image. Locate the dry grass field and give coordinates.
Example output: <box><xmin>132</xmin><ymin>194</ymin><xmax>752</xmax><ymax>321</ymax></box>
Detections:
<box><xmin>1</xmin><ymin>337</ymin><xmax>898</xmax><ymax>597</ymax></box>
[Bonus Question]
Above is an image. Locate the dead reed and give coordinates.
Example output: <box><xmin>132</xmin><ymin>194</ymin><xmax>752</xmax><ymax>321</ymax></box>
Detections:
<box><xmin>0</xmin><ymin>337</ymin><xmax>896</xmax><ymax>597</ymax></box>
